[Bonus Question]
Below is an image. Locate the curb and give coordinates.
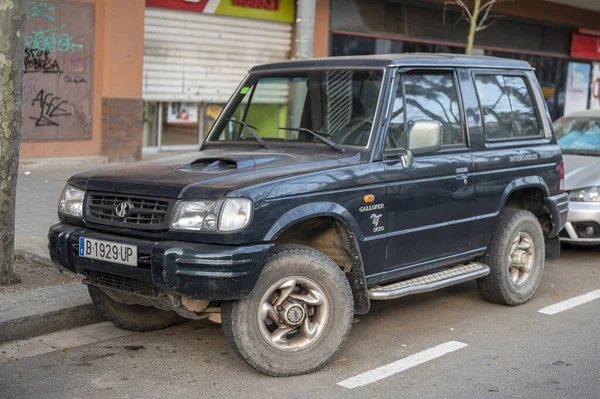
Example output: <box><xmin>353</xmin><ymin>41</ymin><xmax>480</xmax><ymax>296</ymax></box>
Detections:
<box><xmin>0</xmin><ymin>304</ymin><xmax>103</xmax><ymax>343</ymax></box>
<box><xmin>0</xmin><ymin>283</ymin><xmax>103</xmax><ymax>343</ymax></box>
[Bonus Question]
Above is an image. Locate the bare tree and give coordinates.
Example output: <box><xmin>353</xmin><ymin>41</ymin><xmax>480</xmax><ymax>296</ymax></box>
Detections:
<box><xmin>444</xmin><ymin>0</ymin><xmax>506</xmax><ymax>55</ymax></box>
<box><xmin>0</xmin><ymin>0</ymin><xmax>26</xmax><ymax>285</ymax></box>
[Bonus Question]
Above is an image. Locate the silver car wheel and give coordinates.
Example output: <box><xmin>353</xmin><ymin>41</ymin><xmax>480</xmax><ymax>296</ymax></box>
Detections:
<box><xmin>257</xmin><ymin>276</ymin><xmax>329</xmax><ymax>352</ymax></box>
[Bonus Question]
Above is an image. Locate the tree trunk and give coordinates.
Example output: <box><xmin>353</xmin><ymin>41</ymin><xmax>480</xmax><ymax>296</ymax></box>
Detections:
<box><xmin>0</xmin><ymin>0</ymin><xmax>26</xmax><ymax>286</ymax></box>
<box><xmin>466</xmin><ymin>0</ymin><xmax>481</xmax><ymax>55</ymax></box>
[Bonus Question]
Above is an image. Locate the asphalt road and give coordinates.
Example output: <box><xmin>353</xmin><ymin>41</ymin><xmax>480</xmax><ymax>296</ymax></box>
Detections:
<box><xmin>1</xmin><ymin>246</ymin><xmax>599</xmax><ymax>399</ymax></box>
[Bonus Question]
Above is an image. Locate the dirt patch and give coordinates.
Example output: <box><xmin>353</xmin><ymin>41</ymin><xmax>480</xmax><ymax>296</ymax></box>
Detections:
<box><xmin>0</xmin><ymin>253</ymin><xmax>81</xmax><ymax>294</ymax></box>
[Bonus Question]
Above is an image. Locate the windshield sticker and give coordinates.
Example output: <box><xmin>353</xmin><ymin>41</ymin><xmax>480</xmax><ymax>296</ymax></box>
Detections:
<box><xmin>240</xmin><ymin>87</ymin><xmax>250</xmax><ymax>95</ymax></box>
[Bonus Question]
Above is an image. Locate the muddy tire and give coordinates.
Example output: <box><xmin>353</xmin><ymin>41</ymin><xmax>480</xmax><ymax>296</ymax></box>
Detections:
<box><xmin>477</xmin><ymin>208</ymin><xmax>545</xmax><ymax>306</ymax></box>
<box><xmin>88</xmin><ymin>285</ymin><xmax>184</xmax><ymax>332</ymax></box>
<box><xmin>222</xmin><ymin>244</ymin><xmax>354</xmax><ymax>376</ymax></box>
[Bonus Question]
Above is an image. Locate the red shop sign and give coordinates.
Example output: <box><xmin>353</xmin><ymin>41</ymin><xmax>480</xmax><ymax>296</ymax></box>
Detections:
<box><xmin>571</xmin><ymin>34</ymin><xmax>600</xmax><ymax>61</ymax></box>
<box><xmin>145</xmin><ymin>0</ymin><xmax>210</xmax><ymax>12</ymax></box>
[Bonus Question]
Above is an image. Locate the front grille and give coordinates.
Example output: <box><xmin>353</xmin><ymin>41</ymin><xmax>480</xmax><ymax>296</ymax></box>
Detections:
<box><xmin>84</xmin><ymin>270</ymin><xmax>157</xmax><ymax>297</ymax></box>
<box><xmin>86</xmin><ymin>193</ymin><xmax>170</xmax><ymax>229</ymax></box>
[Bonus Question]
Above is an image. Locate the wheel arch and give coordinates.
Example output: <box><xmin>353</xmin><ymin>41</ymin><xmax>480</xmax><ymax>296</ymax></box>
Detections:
<box><xmin>264</xmin><ymin>203</ymin><xmax>370</xmax><ymax>315</ymax></box>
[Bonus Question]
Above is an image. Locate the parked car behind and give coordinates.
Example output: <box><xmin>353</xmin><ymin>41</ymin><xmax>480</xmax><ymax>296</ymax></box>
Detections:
<box><xmin>555</xmin><ymin>109</ymin><xmax>600</xmax><ymax>245</ymax></box>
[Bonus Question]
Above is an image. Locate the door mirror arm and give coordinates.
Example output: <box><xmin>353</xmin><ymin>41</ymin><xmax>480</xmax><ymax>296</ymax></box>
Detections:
<box><xmin>383</xmin><ymin>148</ymin><xmax>414</xmax><ymax>168</ymax></box>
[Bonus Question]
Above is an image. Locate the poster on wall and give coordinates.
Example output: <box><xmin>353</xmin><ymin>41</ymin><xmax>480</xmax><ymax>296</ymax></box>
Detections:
<box><xmin>564</xmin><ymin>62</ymin><xmax>591</xmax><ymax>116</ymax></box>
<box><xmin>167</xmin><ymin>102</ymin><xmax>198</xmax><ymax>124</ymax></box>
<box><xmin>590</xmin><ymin>63</ymin><xmax>600</xmax><ymax>110</ymax></box>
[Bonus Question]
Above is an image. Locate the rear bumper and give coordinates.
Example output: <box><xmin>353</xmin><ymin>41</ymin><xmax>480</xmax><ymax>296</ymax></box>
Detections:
<box><xmin>560</xmin><ymin>201</ymin><xmax>600</xmax><ymax>245</ymax></box>
<box><xmin>545</xmin><ymin>193</ymin><xmax>569</xmax><ymax>238</ymax></box>
<box><xmin>48</xmin><ymin>224</ymin><xmax>274</xmax><ymax>300</ymax></box>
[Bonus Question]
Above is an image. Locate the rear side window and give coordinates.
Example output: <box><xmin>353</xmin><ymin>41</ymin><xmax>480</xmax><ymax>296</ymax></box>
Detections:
<box><xmin>475</xmin><ymin>74</ymin><xmax>541</xmax><ymax>140</ymax></box>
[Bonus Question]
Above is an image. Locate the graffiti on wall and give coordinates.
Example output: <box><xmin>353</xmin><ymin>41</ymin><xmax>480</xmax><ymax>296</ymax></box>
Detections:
<box><xmin>22</xmin><ymin>1</ymin><xmax>94</xmax><ymax>141</ymax></box>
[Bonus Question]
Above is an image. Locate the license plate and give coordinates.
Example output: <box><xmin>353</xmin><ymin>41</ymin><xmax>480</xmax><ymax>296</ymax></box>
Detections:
<box><xmin>79</xmin><ymin>237</ymin><xmax>138</xmax><ymax>267</ymax></box>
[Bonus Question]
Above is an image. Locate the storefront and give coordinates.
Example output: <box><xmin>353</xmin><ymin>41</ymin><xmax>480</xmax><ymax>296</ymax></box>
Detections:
<box><xmin>320</xmin><ymin>0</ymin><xmax>600</xmax><ymax>121</ymax></box>
<box><xmin>141</xmin><ymin>0</ymin><xmax>295</xmax><ymax>153</ymax></box>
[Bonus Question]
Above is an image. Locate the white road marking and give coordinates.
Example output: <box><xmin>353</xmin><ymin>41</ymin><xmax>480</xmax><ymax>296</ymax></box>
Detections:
<box><xmin>337</xmin><ymin>341</ymin><xmax>468</xmax><ymax>389</ymax></box>
<box><xmin>538</xmin><ymin>289</ymin><xmax>600</xmax><ymax>315</ymax></box>
<box><xmin>0</xmin><ymin>322</ymin><xmax>133</xmax><ymax>361</ymax></box>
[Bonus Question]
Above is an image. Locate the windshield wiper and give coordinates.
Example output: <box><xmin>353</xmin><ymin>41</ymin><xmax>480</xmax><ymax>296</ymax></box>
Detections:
<box><xmin>279</xmin><ymin>127</ymin><xmax>345</xmax><ymax>153</ymax></box>
<box><xmin>226</xmin><ymin>119</ymin><xmax>269</xmax><ymax>149</ymax></box>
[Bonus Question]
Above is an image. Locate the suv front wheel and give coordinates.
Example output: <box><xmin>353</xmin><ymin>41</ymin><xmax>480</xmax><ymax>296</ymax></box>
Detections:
<box><xmin>222</xmin><ymin>244</ymin><xmax>354</xmax><ymax>376</ymax></box>
<box><xmin>477</xmin><ymin>208</ymin><xmax>545</xmax><ymax>306</ymax></box>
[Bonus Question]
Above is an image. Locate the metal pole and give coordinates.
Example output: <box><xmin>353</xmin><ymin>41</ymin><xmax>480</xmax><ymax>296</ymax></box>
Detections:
<box><xmin>295</xmin><ymin>0</ymin><xmax>316</xmax><ymax>60</ymax></box>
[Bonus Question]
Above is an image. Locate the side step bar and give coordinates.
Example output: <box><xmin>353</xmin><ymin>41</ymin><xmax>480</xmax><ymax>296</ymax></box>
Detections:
<box><xmin>368</xmin><ymin>263</ymin><xmax>490</xmax><ymax>300</ymax></box>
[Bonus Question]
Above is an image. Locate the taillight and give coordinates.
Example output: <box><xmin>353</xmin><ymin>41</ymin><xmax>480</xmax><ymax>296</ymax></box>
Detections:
<box><xmin>558</xmin><ymin>161</ymin><xmax>565</xmax><ymax>194</ymax></box>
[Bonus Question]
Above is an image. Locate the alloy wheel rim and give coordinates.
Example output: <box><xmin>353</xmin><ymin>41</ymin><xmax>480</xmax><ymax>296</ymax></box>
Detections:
<box><xmin>508</xmin><ymin>231</ymin><xmax>535</xmax><ymax>287</ymax></box>
<box><xmin>257</xmin><ymin>276</ymin><xmax>329</xmax><ymax>352</ymax></box>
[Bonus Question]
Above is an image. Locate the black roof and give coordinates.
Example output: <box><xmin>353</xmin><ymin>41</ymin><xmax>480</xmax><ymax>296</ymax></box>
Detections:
<box><xmin>250</xmin><ymin>53</ymin><xmax>533</xmax><ymax>72</ymax></box>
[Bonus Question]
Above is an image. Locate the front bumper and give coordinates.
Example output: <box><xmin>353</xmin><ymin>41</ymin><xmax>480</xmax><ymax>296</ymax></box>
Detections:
<box><xmin>560</xmin><ymin>201</ymin><xmax>600</xmax><ymax>245</ymax></box>
<box><xmin>48</xmin><ymin>224</ymin><xmax>274</xmax><ymax>300</ymax></box>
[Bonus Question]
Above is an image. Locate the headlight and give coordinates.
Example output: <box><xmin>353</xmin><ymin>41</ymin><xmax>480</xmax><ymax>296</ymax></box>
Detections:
<box><xmin>569</xmin><ymin>187</ymin><xmax>600</xmax><ymax>202</ymax></box>
<box><xmin>170</xmin><ymin>198</ymin><xmax>252</xmax><ymax>232</ymax></box>
<box><xmin>58</xmin><ymin>185</ymin><xmax>85</xmax><ymax>217</ymax></box>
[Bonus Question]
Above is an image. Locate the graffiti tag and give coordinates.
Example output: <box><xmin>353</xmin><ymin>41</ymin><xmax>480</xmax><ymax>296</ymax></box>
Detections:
<box><xmin>64</xmin><ymin>75</ymin><xmax>87</xmax><ymax>84</ymax></box>
<box><xmin>27</xmin><ymin>1</ymin><xmax>56</xmax><ymax>22</ymax></box>
<box><xmin>25</xmin><ymin>25</ymin><xmax>83</xmax><ymax>53</ymax></box>
<box><xmin>30</xmin><ymin>90</ymin><xmax>71</xmax><ymax>127</ymax></box>
<box><xmin>24</xmin><ymin>48</ymin><xmax>60</xmax><ymax>73</ymax></box>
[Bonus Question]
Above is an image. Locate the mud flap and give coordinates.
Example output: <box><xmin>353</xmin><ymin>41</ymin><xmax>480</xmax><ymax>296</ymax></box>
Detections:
<box><xmin>545</xmin><ymin>236</ymin><xmax>561</xmax><ymax>261</ymax></box>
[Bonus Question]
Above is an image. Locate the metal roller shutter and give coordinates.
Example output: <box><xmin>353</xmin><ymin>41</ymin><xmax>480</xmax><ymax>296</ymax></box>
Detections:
<box><xmin>142</xmin><ymin>7</ymin><xmax>293</xmax><ymax>102</ymax></box>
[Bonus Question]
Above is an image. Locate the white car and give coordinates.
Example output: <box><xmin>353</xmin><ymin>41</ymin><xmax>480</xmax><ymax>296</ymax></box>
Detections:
<box><xmin>554</xmin><ymin>109</ymin><xmax>600</xmax><ymax>245</ymax></box>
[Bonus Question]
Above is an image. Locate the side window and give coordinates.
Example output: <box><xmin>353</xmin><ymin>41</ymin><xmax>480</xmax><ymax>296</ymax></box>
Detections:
<box><xmin>474</xmin><ymin>75</ymin><xmax>513</xmax><ymax>139</ymax></box>
<box><xmin>505</xmin><ymin>76</ymin><xmax>540</xmax><ymax>137</ymax></box>
<box><xmin>385</xmin><ymin>71</ymin><xmax>464</xmax><ymax>149</ymax></box>
<box><xmin>475</xmin><ymin>74</ymin><xmax>541</xmax><ymax>140</ymax></box>
<box><xmin>404</xmin><ymin>73</ymin><xmax>464</xmax><ymax>146</ymax></box>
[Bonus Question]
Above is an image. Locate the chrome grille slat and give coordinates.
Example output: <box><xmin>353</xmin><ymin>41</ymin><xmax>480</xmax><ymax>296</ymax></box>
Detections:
<box><xmin>86</xmin><ymin>193</ymin><xmax>171</xmax><ymax>230</ymax></box>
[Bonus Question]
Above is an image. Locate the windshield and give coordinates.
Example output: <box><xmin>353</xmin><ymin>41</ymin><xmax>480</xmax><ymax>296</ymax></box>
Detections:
<box><xmin>554</xmin><ymin>117</ymin><xmax>600</xmax><ymax>155</ymax></box>
<box><xmin>208</xmin><ymin>69</ymin><xmax>384</xmax><ymax>148</ymax></box>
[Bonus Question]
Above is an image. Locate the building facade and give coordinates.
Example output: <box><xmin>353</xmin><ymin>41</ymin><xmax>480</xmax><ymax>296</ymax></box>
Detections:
<box><xmin>20</xmin><ymin>0</ymin><xmax>294</xmax><ymax>162</ymax></box>
<box><xmin>315</xmin><ymin>0</ymin><xmax>600</xmax><ymax>121</ymax></box>
<box><xmin>21</xmin><ymin>0</ymin><xmax>600</xmax><ymax>162</ymax></box>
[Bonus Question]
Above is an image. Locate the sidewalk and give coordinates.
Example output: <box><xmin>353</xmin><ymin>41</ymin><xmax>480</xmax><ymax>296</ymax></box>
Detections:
<box><xmin>15</xmin><ymin>166</ymin><xmax>90</xmax><ymax>258</ymax></box>
<box><xmin>5</xmin><ymin>165</ymin><xmax>102</xmax><ymax>341</ymax></box>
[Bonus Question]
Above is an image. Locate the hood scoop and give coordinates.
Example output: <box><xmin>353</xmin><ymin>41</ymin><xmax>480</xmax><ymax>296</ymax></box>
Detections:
<box><xmin>189</xmin><ymin>158</ymin><xmax>238</xmax><ymax>171</ymax></box>
<box><xmin>178</xmin><ymin>157</ymin><xmax>256</xmax><ymax>173</ymax></box>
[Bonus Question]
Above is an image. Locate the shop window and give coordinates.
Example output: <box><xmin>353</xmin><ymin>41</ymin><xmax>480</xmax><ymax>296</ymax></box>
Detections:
<box><xmin>475</xmin><ymin>75</ymin><xmax>540</xmax><ymax>140</ymax></box>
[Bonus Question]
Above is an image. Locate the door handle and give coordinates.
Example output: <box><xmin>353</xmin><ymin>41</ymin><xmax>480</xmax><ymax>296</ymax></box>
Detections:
<box><xmin>455</xmin><ymin>167</ymin><xmax>469</xmax><ymax>185</ymax></box>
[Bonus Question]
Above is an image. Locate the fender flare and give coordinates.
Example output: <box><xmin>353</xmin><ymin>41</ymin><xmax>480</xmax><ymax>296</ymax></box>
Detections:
<box><xmin>263</xmin><ymin>202</ymin><xmax>364</xmax><ymax>242</ymax></box>
<box><xmin>498</xmin><ymin>176</ymin><xmax>550</xmax><ymax>211</ymax></box>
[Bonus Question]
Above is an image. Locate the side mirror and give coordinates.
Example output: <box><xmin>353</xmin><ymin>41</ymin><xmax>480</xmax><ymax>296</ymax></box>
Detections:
<box><xmin>407</xmin><ymin>120</ymin><xmax>442</xmax><ymax>155</ymax></box>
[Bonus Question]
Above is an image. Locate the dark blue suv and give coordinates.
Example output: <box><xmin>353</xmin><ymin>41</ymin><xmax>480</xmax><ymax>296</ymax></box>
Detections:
<box><xmin>49</xmin><ymin>54</ymin><xmax>568</xmax><ymax>376</ymax></box>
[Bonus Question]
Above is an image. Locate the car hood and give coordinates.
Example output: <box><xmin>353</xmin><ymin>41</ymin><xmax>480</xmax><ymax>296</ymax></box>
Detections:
<box><xmin>563</xmin><ymin>154</ymin><xmax>600</xmax><ymax>191</ymax></box>
<box><xmin>68</xmin><ymin>149</ymin><xmax>358</xmax><ymax>199</ymax></box>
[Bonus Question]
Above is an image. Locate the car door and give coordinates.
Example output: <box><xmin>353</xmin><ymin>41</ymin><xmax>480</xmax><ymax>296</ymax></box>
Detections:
<box><xmin>383</xmin><ymin>69</ymin><xmax>476</xmax><ymax>272</ymax></box>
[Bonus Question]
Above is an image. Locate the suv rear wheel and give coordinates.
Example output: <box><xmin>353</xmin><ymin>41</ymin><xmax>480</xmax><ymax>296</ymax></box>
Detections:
<box><xmin>477</xmin><ymin>208</ymin><xmax>545</xmax><ymax>305</ymax></box>
<box><xmin>222</xmin><ymin>244</ymin><xmax>354</xmax><ymax>376</ymax></box>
